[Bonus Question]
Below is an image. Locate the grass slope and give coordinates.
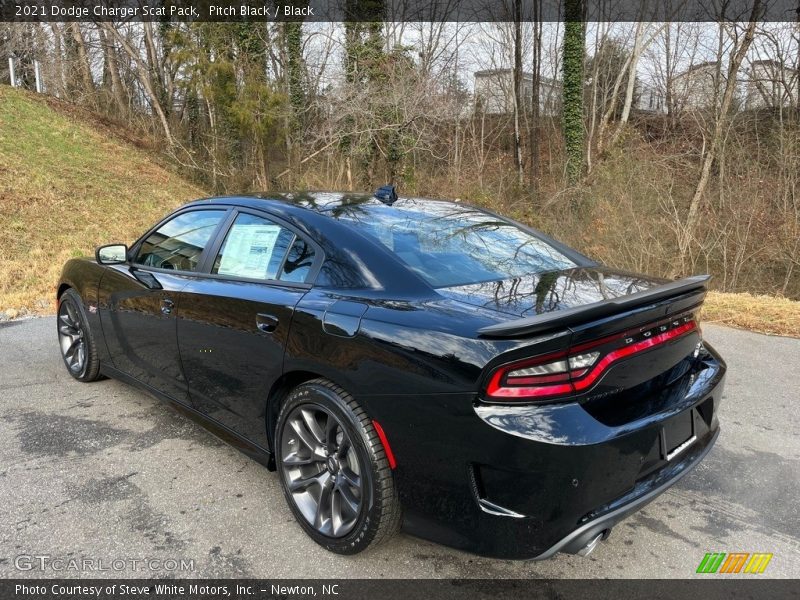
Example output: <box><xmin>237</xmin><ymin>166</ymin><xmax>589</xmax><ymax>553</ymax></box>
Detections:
<box><xmin>0</xmin><ymin>86</ymin><xmax>203</xmax><ymax>314</ymax></box>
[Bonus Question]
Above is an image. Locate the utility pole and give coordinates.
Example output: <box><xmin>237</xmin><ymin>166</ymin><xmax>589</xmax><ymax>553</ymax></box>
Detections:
<box><xmin>8</xmin><ymin>56</ymin><xmax>16</xmax><ymax>87</ymax></box>
<box><xmin>34</xmin><ymin>60</ymin><xmax>43</xmax><ymax>93</ymax></box>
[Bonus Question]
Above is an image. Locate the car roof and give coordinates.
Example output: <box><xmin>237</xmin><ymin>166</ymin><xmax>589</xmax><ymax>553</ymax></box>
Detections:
<box><xmin>184</xmin><ymin>191</ymin><xmax>460</xmax><ymax>217</ymax></box>
<box><xmin>178</xmin><ymin>191</ymin><xmax>593</xmax><ymax>297</ymax></box>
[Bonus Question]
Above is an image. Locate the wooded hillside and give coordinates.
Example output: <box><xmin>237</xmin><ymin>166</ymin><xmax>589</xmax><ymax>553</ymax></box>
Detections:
<box><xmin>1</xmin><ymin>18</ymin><xmax>798</xmax><ymax>301</ymax></box>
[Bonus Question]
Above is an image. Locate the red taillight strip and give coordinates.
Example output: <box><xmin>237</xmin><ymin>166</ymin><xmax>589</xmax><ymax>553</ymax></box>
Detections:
<box><xmin>487</xmin><ymin>321</ymin><xmax>697</xmax><ymax>399</ymax></box>
<box><xmin>571</xmin><ymin>321</ymin><xmax>696</xmax><ymax>392</ymax></box>
<box><xmin>372</xmin><ymin>420</ymin><xmax>397</xmax><ymax>469</ymax></box>
<box><xmin>506</xmin><ymin>371</ymin><xmax>571</xmax><ymax>385</ymax></box>
<box><xmin>488</xmin><ymin>379</ymin><xmax>574</xmax><ymax>398</ymax></box>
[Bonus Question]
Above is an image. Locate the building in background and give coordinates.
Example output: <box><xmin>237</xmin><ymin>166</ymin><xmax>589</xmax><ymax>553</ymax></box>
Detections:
<box><xmin>745</xmin><ymin>59</ymin><xmax>798</xmax><ymax>109</ymax></box>
<box><xmin>671</xmin><ymin>61</ymin><xmax>722</xmax><ymax>110</ymax></box>
<box><xmin>473</xmin><ymin>69</ymin><xmax>561</xmax><ymax>116</ymax></box>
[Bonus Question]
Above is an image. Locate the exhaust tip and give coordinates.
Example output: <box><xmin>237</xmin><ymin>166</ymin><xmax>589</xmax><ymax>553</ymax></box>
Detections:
<box><xmin>576</xmin><ymin>531</ymin><xmax>605</xmax><ymax>557</ymax></box>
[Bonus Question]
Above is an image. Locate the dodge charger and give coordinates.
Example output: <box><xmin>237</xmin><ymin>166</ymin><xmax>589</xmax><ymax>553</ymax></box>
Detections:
<box><xmin>56</xmin><ymin>189</ymin><xmax>725</xmax><ymax>558</ymax></box>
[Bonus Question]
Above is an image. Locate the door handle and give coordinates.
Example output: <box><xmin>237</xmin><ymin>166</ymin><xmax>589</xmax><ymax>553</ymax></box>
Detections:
<box><xmin>256</xmin><ymin>313</ymin><xmax>279</xmax><ymax>333</ymax></box>
<box><xmin>161</xmin><ymin>298</ymin><xmax>175</xmax><ymax>315</ymax></box>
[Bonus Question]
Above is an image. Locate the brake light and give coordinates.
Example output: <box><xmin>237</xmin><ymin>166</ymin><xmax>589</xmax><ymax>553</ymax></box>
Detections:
<box><xmin>486</xmin><ymin>318</ymin><xmax>698</xmax><ymax>401</ymax></box>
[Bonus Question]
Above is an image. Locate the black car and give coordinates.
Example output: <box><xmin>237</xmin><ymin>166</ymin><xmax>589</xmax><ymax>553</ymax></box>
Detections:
<box><xmin>56</xmin><ymin>190</ymin><xmax>725</xmax><ymax>559</ymax></box>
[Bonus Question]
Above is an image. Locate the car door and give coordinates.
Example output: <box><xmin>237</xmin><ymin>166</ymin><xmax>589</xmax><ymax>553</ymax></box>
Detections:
<box><xmin>177</xmin><ymin>209</ymin><xmax>320</xmax><ymax>446</ymax></box>
<box><xmin>98</xmin><ymin>208</ymin><xmax>230</xmax><ymax>404</ymax></box>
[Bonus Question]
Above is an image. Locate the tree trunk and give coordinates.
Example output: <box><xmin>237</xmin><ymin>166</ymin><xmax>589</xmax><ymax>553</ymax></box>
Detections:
<box><xmin>586</xmin><ymin>23</ymin><xmax>604</xmax><ymax>172</ymax></box>
<box><xmin>512</xmin><ymin>0</ymin><xmax>523</xmax><ymax>185</ymax></box>
<box><xmin>142</xmin><ymin>22</ymin><xmax>166</xmax><ymax>116</ymax></box>
<box><xmin>285</xmin><ymin>21</ymin><xmax>305</xmax><ymax>179</ymax></box>
<box><xmin>679</xmin><ymin>9</ymin><xmax>760</xmax><ymax>268</ymax></box>
<box><xmin>49</xmin><ymin>23</ymin><xmax>66</xmax><ymax>98</ymax></box>
<box><xmin>99</xmin><ymin>24</ymin><xmax>173</xmax><ymax>144</ymax></box>
<box><xmin>97</xmin><ymin>26</ymin><xmax>126</xmax><ymax>116</ymax></box>
<box><xmin>610</xmin><ymin>22</ymin><xmax>646</xmax><ymax>147</ymax></box>
<box><xmin>562</xmin><ymin>0</ymin><xmax>585</xmax><ymax>184</ymax></box>
<box><xmin>528</xmin><ymin>1</ymin><xmax>542</xmax><ymax>191</ymax></box>
<box><xmin>664</xmin><ymin>24</ymin><xmax>674</xmax><ymax>127</ymax></box>
<box><xmin>68</xmin><ymin>23</ymin><xmax>94</xmax><ymax>100</ymax></box>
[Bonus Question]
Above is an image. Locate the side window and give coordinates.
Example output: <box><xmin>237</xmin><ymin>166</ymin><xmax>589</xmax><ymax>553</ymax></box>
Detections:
<box><xmin>278</xmin><ymin>237</ymin><xmax>316</xmax><ymax>283</ymax></box>
<box><xmin>135</xmin><ymin>210</ymin><xmax>226</xmax><ymax>272</ymax></box>
<box><xmin>212</xmin><ymin>213</ymin><xmax>301</xmax><ymax>281</ymax></box>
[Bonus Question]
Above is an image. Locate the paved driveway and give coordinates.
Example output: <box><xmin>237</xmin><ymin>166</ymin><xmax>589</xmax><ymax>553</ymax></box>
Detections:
<box><xmin>1</xmin><ymin>318</ymin><xmax>798</xmax><ymax>578</ymax></box>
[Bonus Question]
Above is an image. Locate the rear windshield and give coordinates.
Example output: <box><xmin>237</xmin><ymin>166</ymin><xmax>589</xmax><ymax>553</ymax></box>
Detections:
<box><xmin>331</xmin><ymin>200</ymin><xmax>577</xmax><ymax>288</ymax></box>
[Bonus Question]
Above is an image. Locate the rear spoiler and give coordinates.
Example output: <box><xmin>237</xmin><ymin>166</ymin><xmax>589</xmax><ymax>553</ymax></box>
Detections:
<box><xmin>477</xmin><ymin>275</ymin><xmax>711</xmax><ymax>339</ymax></box>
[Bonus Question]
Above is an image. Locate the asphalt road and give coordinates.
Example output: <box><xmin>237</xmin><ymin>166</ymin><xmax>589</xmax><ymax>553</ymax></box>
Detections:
<box><xmin>1</xmin><ymin>317</ymin><xmax>798</xmax><ymax>579</ymax></box>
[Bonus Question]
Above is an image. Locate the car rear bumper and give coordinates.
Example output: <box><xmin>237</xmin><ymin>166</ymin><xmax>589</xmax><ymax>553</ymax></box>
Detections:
<box><xmin>532</xmin><ymin>425</ymin><xmax>719</xmax><ymax>559</ymax></box>
<box><xmin>370</xmin><ymin>343</ymin><xmax>726</xmax><ymax>560</ymax></box>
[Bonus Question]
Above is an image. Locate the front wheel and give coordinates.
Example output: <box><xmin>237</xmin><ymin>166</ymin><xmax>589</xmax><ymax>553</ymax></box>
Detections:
<box><xmin>275</xmin><ymin>379</ymin><xmax>401</xmax><ymax>554</ymax></box>
<box><xmin>57</xmin><ymin>288</ymin><xmax>102</xmax><ymax>382</ymax></box>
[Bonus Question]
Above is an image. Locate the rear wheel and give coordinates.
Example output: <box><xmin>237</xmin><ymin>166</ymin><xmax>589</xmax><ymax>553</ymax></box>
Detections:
<box><xmin>57</xmin><ymin>289</ymin><xmax>102</xmax><ymax>382</ymax></box>
<box><xmin>275</xmin><ymin>379</ymin><xmax>401</xmax><ymax>554</ymax></box>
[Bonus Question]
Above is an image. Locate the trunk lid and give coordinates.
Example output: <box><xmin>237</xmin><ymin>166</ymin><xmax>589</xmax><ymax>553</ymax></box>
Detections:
<box><xmin>458</xmin><ymin>267</ymin><xmax>710</xmax><ymax>404</ymax></box>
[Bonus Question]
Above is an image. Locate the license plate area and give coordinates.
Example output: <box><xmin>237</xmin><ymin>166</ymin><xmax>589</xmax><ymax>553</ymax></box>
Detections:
<box><xmin>661</xmin><ymin>409</ymin><xmax>696</xmax><ymax>461</ymax></box>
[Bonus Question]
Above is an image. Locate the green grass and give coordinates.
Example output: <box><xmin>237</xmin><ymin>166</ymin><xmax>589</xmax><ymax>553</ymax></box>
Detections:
<box><xmin>0</xmin><ymin>86</ymin><xmax>204</xmax><ymax>313</ymax></box>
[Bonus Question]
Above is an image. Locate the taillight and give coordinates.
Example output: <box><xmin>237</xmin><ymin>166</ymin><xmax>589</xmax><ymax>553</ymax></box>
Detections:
<box><xmin>485</xmin><ymin>317</ymin><xmax>698</xmax><ymax>401</ymax></box>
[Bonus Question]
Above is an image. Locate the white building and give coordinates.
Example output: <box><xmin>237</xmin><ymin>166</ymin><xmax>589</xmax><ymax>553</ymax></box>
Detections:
<box><xmin>671</xmin><ymin>61</ymin><xmax>722</xmax><ymax>111</ymax></box>
<box><xmin>745</xmin><ymin>59</ymin><xmax>798</xmax><ymax>109</ymax></box>
<box><xmin>474</xmin><ymin>69</ymin><xmax>560</xmax><ymax>116</ymax></box>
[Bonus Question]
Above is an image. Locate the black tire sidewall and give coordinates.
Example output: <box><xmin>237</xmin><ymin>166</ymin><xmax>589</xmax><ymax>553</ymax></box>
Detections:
<box><xmin>58</xmin><ymin>289</ymin><xmax>97</xmax><ymax>381</ymax></box>
<box><xmin>275</xmin><ymin>383</ymin><xmax>382</xmax><ymax>554</ymax></box>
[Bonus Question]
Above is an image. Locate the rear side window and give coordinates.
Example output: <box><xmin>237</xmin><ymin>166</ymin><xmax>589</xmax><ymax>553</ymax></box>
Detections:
<box><xmin>135</xmin><ymin>210</ymin><xmax>226</xmax><ymax>272</ymax></box>
<box><xmin>279</xmin><ymin>237</ymin><xmax>316</xmax><ymax>283</ymax></box>
<box><xmin>212</xmin><ymin>213</ymin><xmax>315</xmax><ymax>283</ymax></box>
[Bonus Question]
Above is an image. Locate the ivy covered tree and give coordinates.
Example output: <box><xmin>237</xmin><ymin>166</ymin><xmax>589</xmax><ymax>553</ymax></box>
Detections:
<box><xmin>340</xmin><ymin>1</ymin><xmax>389</xmax><ymax>187</ymax></box>
<box><xmin>284</xmin><ymin>21</ymin><xmax>306</xmax><ymax>134</ymax></box>
<box><xmin>562</xmin><ymin>0</ymin><xmax>586</xmax><ymax>184</ymax></box>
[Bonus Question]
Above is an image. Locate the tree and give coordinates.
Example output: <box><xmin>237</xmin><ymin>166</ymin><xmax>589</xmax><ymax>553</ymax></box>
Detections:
<box><xmin>66</xmin><ymin>23</ymin><xmax>94</xmax><ymax>101</ymax></box>
<box><xmin>281</xmin><ymin>12</ymin><xmax>308</xmax><ymax>182</ymax></box>
<box><xmin>512</xmin><ymin>0</ymin><xmax>523</xmax><ymax>185</ymax></box>
<box><xmin>562</xmin><ymin>0</ymin><xmax>585</xmax><ymax>184</ymax></box>
<box><xmin>99</xmin><ymin>23</ymin><xmax>173</xmax><ymax>144</ymax></box>
<box><xmin>586</xmin><ymin>31</ymin><xmax>634</xmax><ymax>163</ymax></box>
<box><xmin>341</xmin><ymin>6</ymin><xmax>388</xmax><ymax>187</ymax></box>
<box><xmin>528</xmin><ymin>0</ymin><xmax>543</xmax><ymax>190</ymax></box>
<box><xmin>679</xmin><ymin>2</ymin><xmax>762</xmax><ymax>268</ymax></box>
<box><xmin>97</xmin><ymin>26</ymin><xmax>127</xmax><ymax>117</ymax></box>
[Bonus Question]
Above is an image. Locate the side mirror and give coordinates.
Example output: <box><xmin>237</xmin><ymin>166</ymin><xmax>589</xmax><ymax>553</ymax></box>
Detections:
<box><xmin>96</xmin><ymin>244</ymin><xmax>128</xmax><ymax>265</ymax></box>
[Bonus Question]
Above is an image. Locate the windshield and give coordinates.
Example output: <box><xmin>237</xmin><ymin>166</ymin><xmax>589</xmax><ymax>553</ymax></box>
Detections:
<box><xmin>330</xmin><ymin>200</ymin><xmax>577</xmax><ymax>288</ymax></box>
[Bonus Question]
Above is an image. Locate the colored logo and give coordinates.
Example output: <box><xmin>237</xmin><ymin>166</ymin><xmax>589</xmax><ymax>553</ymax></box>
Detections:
<box><xmin>696</xmin><ymin>552</ymin><xmax>773</xmax><ymax>574</ymax></box>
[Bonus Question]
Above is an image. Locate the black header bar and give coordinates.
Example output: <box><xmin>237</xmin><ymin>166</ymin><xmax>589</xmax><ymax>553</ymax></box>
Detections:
<box><xmin>1</xmin><ymin>0</ymin><xmax>798</xmax><ymax>23</ymax></box>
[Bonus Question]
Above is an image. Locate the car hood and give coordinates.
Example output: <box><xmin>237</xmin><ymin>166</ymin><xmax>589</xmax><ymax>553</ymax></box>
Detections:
<box><xmin>436</xmin><ymin>267</ymin><xmax>670</xmax><ymax>319</ymax></box>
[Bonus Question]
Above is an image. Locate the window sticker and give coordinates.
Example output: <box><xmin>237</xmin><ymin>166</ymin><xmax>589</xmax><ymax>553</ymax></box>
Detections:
<box><xmin>217</xmin><ymin>223</ymin><xmax>282</xmax><ymax>279</ymax></box>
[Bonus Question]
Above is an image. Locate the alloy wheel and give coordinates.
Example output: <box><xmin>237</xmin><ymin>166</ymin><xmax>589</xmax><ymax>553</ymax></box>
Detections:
<box><xmin>280</xmin><ymin>404</ymin><xmax>365</xmax><ymax>538</ymax></box>
<box><xmin>58</xmin><ymin>300</ymin><xmax>86</xmax><ymax>375</ymax></box>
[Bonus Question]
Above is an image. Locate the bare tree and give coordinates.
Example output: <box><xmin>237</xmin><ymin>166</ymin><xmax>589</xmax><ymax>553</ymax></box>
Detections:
<box><xmin>679</xmin><ymin>5</ymin><xmax>762</xmax><ymax>268</ymax></box>
<box><xmin>97</xmin><ymin>23</ymin><xmax>173</xmax><ymax>144</ymax></box>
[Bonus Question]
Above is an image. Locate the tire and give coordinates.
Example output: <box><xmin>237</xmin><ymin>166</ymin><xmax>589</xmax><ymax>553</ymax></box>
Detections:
<box><xmin>57</xmin><ymin>288</ymin><xmax>102</xmax><ymax>382</ymax></box>
<box><xmin>275</xmin><ymin>379</ymin><xmax>401</xmax><ymax>554</ymax></box>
